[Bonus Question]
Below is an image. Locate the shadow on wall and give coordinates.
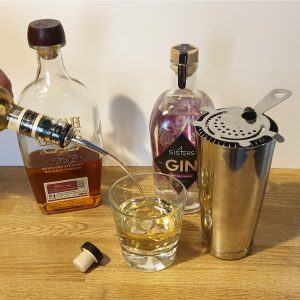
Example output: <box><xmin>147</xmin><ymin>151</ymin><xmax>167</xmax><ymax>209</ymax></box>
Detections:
<box><xmin>104</xmin><ymin>95</ymin><xmax>150</xmax><ymax>166</ymax></box>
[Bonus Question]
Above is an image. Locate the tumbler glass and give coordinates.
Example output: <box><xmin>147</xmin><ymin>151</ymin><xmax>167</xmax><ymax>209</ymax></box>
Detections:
<box><xmin>109</xmin><ymin>172</ymin><xmax>186</xmax><ymax>272</ymax></box>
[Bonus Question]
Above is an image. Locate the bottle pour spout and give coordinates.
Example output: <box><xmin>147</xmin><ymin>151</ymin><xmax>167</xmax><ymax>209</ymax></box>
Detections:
<box><xmin>70</xmin><ymin>137</ymin><xmax>109</xmax><ymax>156</ymax></box>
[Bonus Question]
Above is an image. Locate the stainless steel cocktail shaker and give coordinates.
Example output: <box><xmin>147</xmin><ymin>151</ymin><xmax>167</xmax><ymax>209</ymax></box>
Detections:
<box><xmin>194</xmin><ymin>89</ymin><xmax>292</xmax><ymax>259</ymax></box>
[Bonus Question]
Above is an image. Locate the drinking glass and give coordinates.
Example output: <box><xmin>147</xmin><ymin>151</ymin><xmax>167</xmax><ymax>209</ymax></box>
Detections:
<box><xmin>109</xmin><ymin>172</ymin><xmax>186</xmax><ymax>272</ymax></box>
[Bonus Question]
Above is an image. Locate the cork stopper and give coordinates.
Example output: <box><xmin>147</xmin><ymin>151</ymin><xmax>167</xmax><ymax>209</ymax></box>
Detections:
<box><xmin>170</xmin><ymin>44</ymin><xmax>198</xmax><ymax>65</ymax></box>
<box><xmin>27</xmin><ymin>19</ymin><xmax>66</xmax><ymax>49</ymax></box>
<box><xmin>73</xmin><ymin>242</ymin><xmax>103</xmax><ymax>273</ymax></box>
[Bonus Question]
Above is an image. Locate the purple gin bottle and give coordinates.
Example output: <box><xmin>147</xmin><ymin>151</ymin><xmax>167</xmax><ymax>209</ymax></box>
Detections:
<box><xmin>149</xmin><ymin>44</ymin><xmax>214</xmax><ymax>214</ymax></box>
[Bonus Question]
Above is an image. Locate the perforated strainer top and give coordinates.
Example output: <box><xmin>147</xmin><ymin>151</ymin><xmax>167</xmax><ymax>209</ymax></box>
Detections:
<box><xmin>194</xmin><ymin>107</ymin><xmax>280</xmax><ymax>148</ymax></box>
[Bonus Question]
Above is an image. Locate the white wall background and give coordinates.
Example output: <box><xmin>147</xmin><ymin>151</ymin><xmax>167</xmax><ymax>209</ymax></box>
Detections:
<box><xmin>0</xmin><ymin>1</ymin><xmax>299</xmax><ymax>167</ymax></box>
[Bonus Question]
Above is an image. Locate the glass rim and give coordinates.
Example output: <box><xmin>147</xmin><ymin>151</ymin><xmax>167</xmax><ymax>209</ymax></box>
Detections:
<box><xmin>108</xmin><ymin>172</ymin><xmax>187</xmax><ymax>218</ymax></box>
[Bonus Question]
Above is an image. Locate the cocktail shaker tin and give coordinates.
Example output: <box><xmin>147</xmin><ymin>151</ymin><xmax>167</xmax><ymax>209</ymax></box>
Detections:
<box><xmin>194</xmin><ymin>89</ymin><xmax>292</xmax><ymax>259</ymax></box>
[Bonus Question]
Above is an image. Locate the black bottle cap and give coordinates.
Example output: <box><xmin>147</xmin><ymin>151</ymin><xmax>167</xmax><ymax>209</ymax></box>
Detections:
<box><xmin>27</xmin><ymin>19</ymin><xmax>66</xmax><ymax>48</ymax></box>
<box><xmin>171</xmin><ymin>44</ymin><xmax>198</xmax><ymax>64</ymax></box>
<box><xmin>81</xmin><ymin>242</ymin><xmax>103</xmax><ymax>263</ymax></box>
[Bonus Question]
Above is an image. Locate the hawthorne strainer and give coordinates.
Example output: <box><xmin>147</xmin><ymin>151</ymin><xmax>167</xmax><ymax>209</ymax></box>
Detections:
<box><xmin>194</xmin><ymin>89</ymin><xmax>291</xmax><ymax>148</ymax></box>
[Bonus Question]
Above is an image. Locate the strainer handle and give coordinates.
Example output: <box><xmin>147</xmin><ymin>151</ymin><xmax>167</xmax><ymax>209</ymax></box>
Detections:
<box><xmin>253</xmin><ymin>89</ymin><xmax>292</xmax><ymax>115</ymax></box>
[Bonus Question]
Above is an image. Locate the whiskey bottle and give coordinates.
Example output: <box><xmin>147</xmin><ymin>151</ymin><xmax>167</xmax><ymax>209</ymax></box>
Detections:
<box><xmin>18</xmin><ymin>19</ymin><xmax>103</xmax><ymax>214</ymax></box>
<box><xmin>149</xmin><ymin>44</ymin><xmax>214</xmax><ymax>214</ymax></box>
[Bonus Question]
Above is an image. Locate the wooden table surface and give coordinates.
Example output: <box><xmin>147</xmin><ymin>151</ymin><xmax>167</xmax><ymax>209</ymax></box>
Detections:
<box><xmin>0</xmin><ymin>166</ymin><xmax>299</xmax><ymax>299</ymax></box>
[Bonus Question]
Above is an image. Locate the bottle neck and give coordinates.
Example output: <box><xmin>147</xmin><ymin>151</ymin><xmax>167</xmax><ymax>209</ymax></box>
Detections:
<box><xmin>35</xmin><ymin>48</ymin><xmax>70</xmax><ymax>82</ymax></box>
<box><xmin>0</xmin><ymin>86</ymin><xmax>72</xmax><ymax>146</ymax></box>
<box><xmin>170</xmin><ymin>62</ymin><xmax>198</xmax><ymax>92</ymax></box>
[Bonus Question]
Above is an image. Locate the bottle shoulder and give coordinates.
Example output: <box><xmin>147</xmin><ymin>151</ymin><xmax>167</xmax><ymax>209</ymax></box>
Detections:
<box><xmin>151</xmin><ymin>88</ymin><xmax>214</xmax><ymax>116</ymax></box>
<box><xmin>18</xmin><ymin>76</ymin><xmax>98</xmax><ymax>108</ymax></box>
<box><xmin>17</xmin><ymin>76</ymin><xmax>102</xmax><ymax>137</ymax></box>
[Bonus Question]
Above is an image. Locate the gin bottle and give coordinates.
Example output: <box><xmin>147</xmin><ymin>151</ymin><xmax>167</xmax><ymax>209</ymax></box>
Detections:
<box><xmin>18</xmin><ymin>19</ymin><xmax>103</xmax><ymax>214</ymax></box>
<box><xmin>149</xmin><ymin>44</ymin><xmax>214</xmax><ymax>214</ymax></box>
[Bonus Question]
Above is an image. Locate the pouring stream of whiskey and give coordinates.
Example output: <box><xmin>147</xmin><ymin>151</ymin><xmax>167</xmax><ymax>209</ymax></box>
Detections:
<box><xmin>71</xmin><ymin>137</ymin><xmax>148</xmax><ymax>201</ymax></box>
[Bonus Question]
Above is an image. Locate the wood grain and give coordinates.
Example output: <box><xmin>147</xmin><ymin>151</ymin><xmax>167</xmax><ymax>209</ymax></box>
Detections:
<box><xmin>0</xmin><ymin>167</ymin><xmax>299</xmax><ymax>299</ymax></box>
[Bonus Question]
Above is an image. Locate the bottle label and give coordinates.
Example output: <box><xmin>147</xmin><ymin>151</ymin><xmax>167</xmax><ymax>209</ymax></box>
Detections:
<box><xmin>154</xmin><ymin>133</ymin><xmax>197</xmax><ymax>190</ymax></box>
<box><xmin>44</xmin><ymin>177</ymin><xmax>89</xmax><ymax>202</ymax></box>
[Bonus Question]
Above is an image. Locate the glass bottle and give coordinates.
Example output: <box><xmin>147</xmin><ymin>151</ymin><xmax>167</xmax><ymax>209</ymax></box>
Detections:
<box><xmin>18</xmin><ymin>19</ymin><xmax>102</xmax><ymax>214</ymax></box>
<box><xmin>149</xmin><ymin>44</ymin><xmax>214</xmax><ymax>214</ymax></box>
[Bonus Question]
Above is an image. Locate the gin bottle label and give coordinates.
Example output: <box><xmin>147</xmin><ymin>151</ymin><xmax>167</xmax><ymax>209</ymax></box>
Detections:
<box><xmin>154</xmin><ymin>133</ymin><xmax>197</xmax><ymax>190</ymax></box>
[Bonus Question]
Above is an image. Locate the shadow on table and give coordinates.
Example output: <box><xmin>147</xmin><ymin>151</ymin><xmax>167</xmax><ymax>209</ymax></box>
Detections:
<box><xmin>173</xmin><ymin>219</ymin><xmax>207</xmax><ymax>266</ymax></box>
<box><xmin>86</xmin><ymin>252</ymin><xmax>111</xmax><ymax>273</ymax></box>
<box><xmin>250</xmin><ymin>192</ymin><xmax>300</xmax><ymax>255</ymax></box>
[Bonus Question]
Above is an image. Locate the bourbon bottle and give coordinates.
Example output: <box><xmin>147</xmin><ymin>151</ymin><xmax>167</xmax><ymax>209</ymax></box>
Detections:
<box><xmin>149</xmin><ymin>44</ymin><xmax>214</xmax><ymax>214</ymax></box>
<box><xmin>18</xmin><ymin>19</ymin><xmax>103</xmax><ymax>214</ymax></box>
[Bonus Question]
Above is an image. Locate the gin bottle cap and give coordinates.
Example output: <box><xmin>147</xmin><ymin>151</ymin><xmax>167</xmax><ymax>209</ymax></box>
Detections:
<box><xmin>171</xmin><ymin>44</ymin><xmax>198</xmax><ymax>65</ymax></box>
<box><xmin>27</xmin><ymin>19</ymin><xmax>66</xmax><ymax>48</ymax></box>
